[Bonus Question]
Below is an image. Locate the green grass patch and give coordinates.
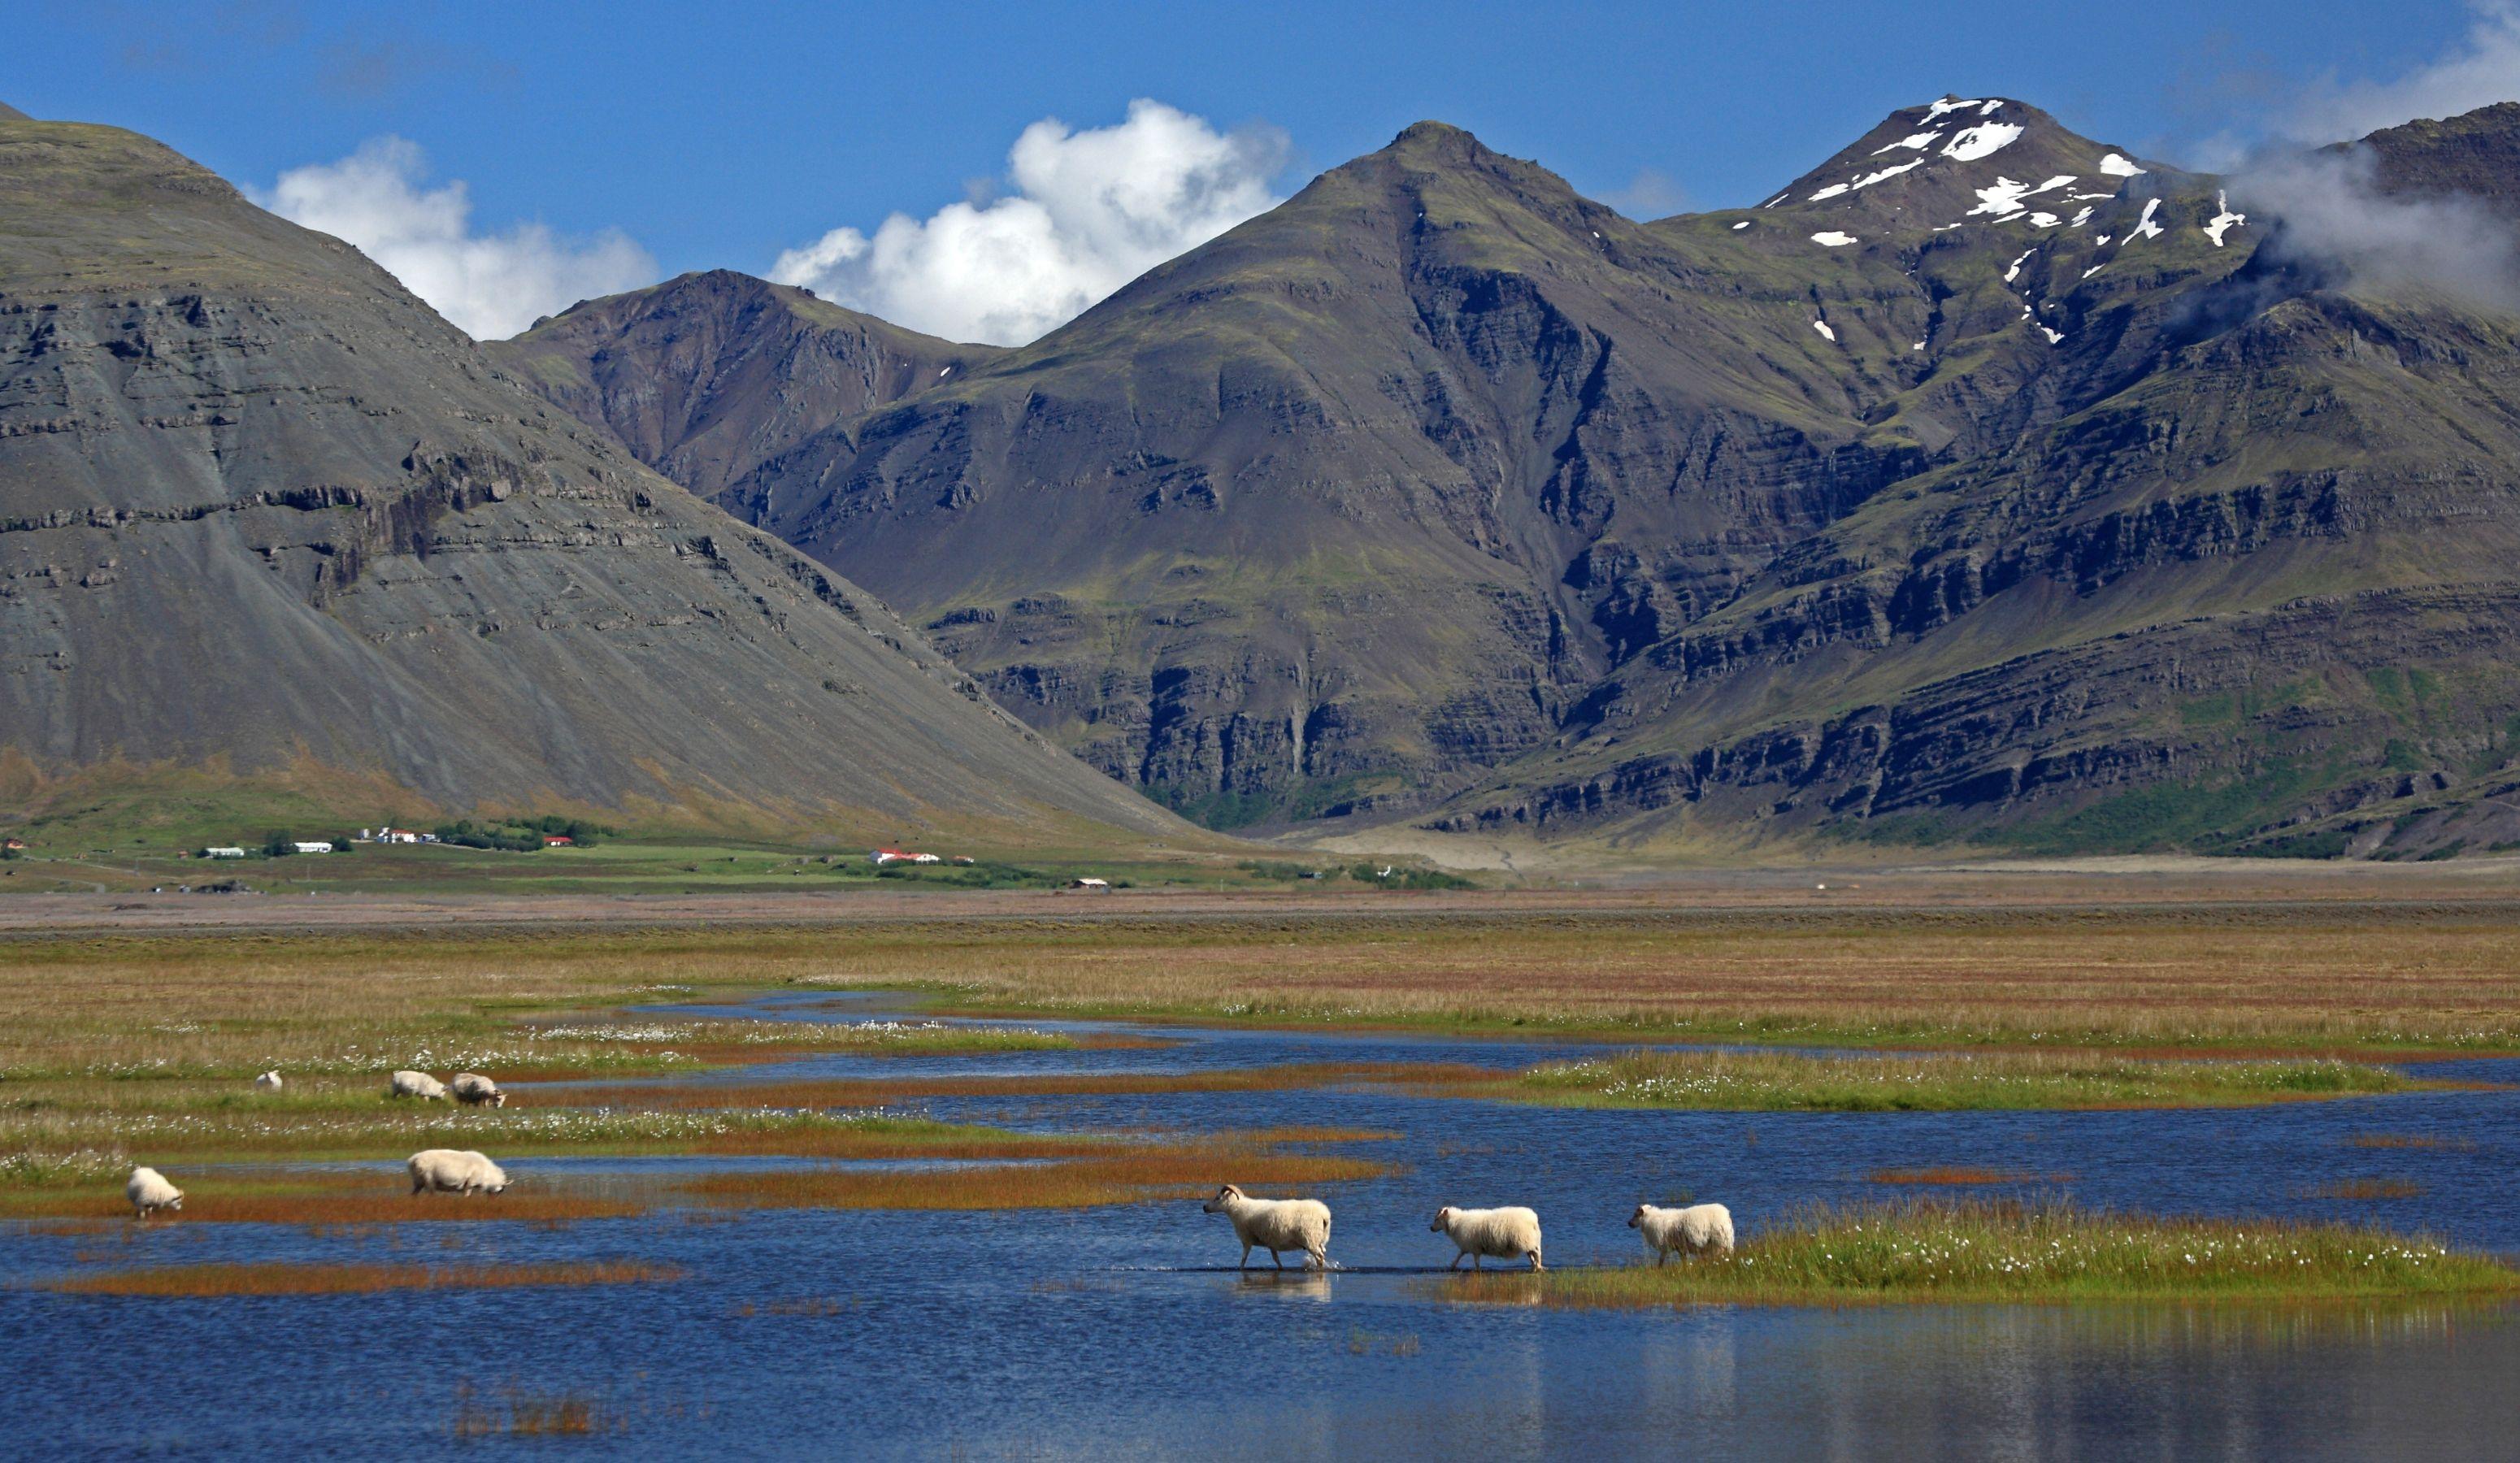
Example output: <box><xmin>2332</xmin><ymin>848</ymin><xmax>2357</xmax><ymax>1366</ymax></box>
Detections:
<box><xmin>1513</xmin><ymin>1048</ymin><xmax>2427</xmax><ymax>1112</ymax></box>
<box><xmin>1437</xmin><ymin>1200</ymin><xmax>2520</xmax><ymax>1305</ymax></box>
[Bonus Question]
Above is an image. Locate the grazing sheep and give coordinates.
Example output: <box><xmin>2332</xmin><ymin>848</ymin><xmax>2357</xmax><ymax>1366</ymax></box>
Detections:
<box><xmin>1630</xmin><ymin>1202</ymin><xmax>1735</xmax><ymax>1265</ymax></box>
<box><xmin>407</xmin><ymin>1149</ymin><xmax>510</xmax><ymax>1196</ymax></box>
<box><xmin>126</xmin><ymin>1166</ymin><xmax>184</xmax><ymax>1218</ymax></box>
<box><xmin>1430</xmin><ymin>1205</ymin><xmax>1544</xmax><ymax>1271</ymax></box>
<box><xmin>449</xmin><ymin>1072</ymin><xmax>506</xmax><ymax>1108</ymax></box>
<box><xmin>387</xmin><ymin>1070</ymin><xmax>449</xmax><ymax>1101</ymax></box>
<box><xmin>1201</xmin><ymin>1183</ymin><xmax>1332</xmax><ymax>1270</ymax></box>
<box><xmin>254</xmin><ymin>1070</ymin><xmax>282</xmax><ymax>1091</ymax></box>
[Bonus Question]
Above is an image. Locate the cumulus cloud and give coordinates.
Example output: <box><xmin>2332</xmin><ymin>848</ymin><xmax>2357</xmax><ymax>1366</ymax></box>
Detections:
<box><xmin>771</xmin><ymin>99</ymin><xmax>1288</xmax><ymax>345</ymax></box>
<box><xmin>2290</xmin><ymin>0</ymin><xmax>2520</xmax><ymax>141</ymax></box>
<box><xmin>258</xmin><ymin>137</ymin><xmax>654</xmax><ymax>340</ymax></box>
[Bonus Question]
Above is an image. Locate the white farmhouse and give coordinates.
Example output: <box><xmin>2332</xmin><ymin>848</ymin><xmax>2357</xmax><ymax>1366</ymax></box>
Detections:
<box><xmin>293</xmin><ymin>841</ymin><xmax>334</xmax><ymax>854</ymax></box>
<box><xmin>206</xmin><ymin>847</ymin><xmax>246</xmax><ymax>858</ymax></box>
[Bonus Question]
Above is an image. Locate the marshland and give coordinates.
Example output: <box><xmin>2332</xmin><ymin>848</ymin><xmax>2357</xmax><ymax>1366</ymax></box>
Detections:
<box><xmin>9</xmin><ymin>882</ymin><xmax>2520</xmax><ymax>1453</ymax></box>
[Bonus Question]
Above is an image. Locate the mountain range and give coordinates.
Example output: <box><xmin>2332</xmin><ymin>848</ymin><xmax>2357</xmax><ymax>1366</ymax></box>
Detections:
<box><xmin>500</xmin><ymin>95</ymin><xmax>2520</xmax><ymax>857</ymax></box>
<box><xmin>0</xmin><ymin>106</ymin><xmax>1184</xmax><ymax>845</ymax></box>
<box><xmin>12</xmin><ymin>91</ymin><xmax>2520</xmax><ymax>859</ymax></box>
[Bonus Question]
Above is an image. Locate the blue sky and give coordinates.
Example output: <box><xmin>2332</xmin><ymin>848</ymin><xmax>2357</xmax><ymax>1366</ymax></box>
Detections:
<box><xmin>11</xmin><ymin>1</ymin><xmax>2511</xmax><ymax>341</ymax></box>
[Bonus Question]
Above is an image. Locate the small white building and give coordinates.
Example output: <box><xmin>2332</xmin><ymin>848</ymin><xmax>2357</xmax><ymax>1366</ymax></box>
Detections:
<box><xmin>293</xmin><ymin>841</ymin><xmax>334</xmax><ymax>855</ymax></box>
<box><xmin>1069</xmin><ymin>876</ymin><xmax>1110</xmax><ymax>891</ymax></box>
<box><xmin>205</xmin><ymin>846</ymin><xmax>246</xmax><ymax>858</ymax></box>
<box><xmin>910</xmin><ymin>853</ymin><xmax>942</xmax><ymax>864</ymax></box>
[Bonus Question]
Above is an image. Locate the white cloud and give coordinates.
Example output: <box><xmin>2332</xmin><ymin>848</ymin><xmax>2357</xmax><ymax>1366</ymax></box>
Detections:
<box><xmin>771</xmin><ymin>99</ymin><xmax>1288</xmax><ymax>345</ymax></box>
<box><xmin>2292</xmin><ymin>0</ymin><xmax>2520</xmax><ymax>140</ymax></box>
<box><xmin>2235</xmin><ymin>145</ymin><xmax>2520</xmax><ymax>313</ymax></box>
<box><xmin>258</xmin><ymin>137</ymin><xmax>654</xmax><ymax>341</ymax></box>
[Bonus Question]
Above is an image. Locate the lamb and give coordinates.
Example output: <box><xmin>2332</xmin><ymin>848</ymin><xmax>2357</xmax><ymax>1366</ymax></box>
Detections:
<box><xmin>126</xmin><ymin>1166</ymin><xmax>184</xmax><ymax>1218</ymax></box>
<box><xmin>1430</xmin><ymin>1205</ymin><xmax>1544</xmax><ymax>1271</ymax></box>
<box><xmin>387</xmin><ymin>1070</ymin><xmax>449</xmax><ymax>1101</ymax></box>
<box><xmin>1201</xmin><ymin>1183</ymin><xmax>1332</xmax><ymax>1270</ymax></box>
<box><xmin>407</xmin><ymin>1148</ymin><xmax>510</xmax><ymax>1196</ymax></box>
<box><xmin>449</xmin><ymin>1072</ymin><xmax>506</xmax><ymax>1108</ymax></box>
<box><xmin>1630</xmin><ymin>1202</ymin><xmax>1735</xmax><ymax>1265</ymax></box>
<box><xmin>254</xmin><ymin>1070</ymin><xmax>282</xmax><ymax>1091</ymax></box>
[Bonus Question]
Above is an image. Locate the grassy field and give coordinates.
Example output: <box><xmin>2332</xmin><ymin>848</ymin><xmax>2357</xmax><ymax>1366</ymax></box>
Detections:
<box><xmin>1438</xmin><ymin>1200</ymin><xmax>2520</xmax><ymax>1305</ymax></box>
<box><xmin>1510</xmin><ymin>1049</ymin><xmax>2443</xmax><ymax>1111</ymax></box>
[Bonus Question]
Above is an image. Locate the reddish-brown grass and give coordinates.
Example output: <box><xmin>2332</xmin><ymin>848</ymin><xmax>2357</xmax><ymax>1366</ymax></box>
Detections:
<box><xmin>453</xmin><ymin>1384</ymin><xmax>612</xmax><ymax>1438</ymax></box>
<box><xmin>2343</xmin><ymin>1134</ymin><xmax>2479</xmax><ymax>1152</ymax></box>
<box><xmin>679</xmin><ymin>1148</ymin><xmax>1388</xmax><ymax>1211</ymax></box>
<box><xmin>46</xmin><ymin>1260</ymin><xmax>679</xmax><ymax>1296</ymax></box>
<box><xmin>1866</xmin><ymin>1167</ymin><xmax>2074</xmax><ymax>1186</ymax></box>
<box><xmin>2301</xmin><ymin>1179</ymin><xmax>2427</xmax><ymax>1200</ymax></box>
<box><xmin>0</xmin><ymin>1174</ymin><xmax>648</xmax><ymax>1226</ymax></box>
<box><xmin>547</xmin><ymin>1061</ymin><xmax>1489</xmax><ymax>1110</ymax></box>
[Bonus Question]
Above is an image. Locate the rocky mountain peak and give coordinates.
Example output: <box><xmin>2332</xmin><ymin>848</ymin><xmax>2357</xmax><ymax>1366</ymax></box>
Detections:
<box><xmin>0</xmin><ymin>102</ymin><xmax>29</xmax><ymax>123</ymax></box>
<box><xmin>1756</xmin><ymin>95</ymin><xmax>2158</xmax><ymax>239</ymax></box>
<box><xmin>2349</xmin><ymin>101</ymin><xmax>2520</xmax><ymax>219</ymax></box>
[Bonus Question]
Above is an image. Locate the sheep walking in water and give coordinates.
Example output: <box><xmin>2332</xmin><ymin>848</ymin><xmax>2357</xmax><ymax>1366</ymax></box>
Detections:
<box><xmin>126</xmin><ymin>1166</ymin><xmax>184</xmax><ymax>1218</ymax></box>
<box><xmin>1431</xmin><ymin>1205</ymin><xmax>1544</xmax><ymax>1271</ymax></box>
<box><xmin>1631</xmin><ymin>1202</ymin><xmax>1735</xmax><ymax>1265</ymax></box>
<box><xmin>387</xmin><ymin>1070</ymin><xmax>449</xmax><ymax>1101</ymax></box>
<box><xmin>1201</xmin><ymin>1183</ymin><xmax>1332</xmax><ymax>1270</ymax></box>
<box><xmin>254</xmin><ymin>1070</ymin><xmax>282</xmax><ymax>1092</ymax></box>
<box><xmin>449</xmin><ymin>1072</ymin><xmax>506</xmax><ymax>1108</ymax></box>
<box><xmin>407</xmin><ymin>1149</ymin><xmax>510</xmax><ymax>1196</ymax></box>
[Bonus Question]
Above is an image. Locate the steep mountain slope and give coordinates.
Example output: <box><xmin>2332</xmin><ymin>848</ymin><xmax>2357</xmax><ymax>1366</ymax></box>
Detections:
<box><xmin>0</xmin><ymin>111</ymin><xmax>1183</xmax><ymax>840</ymax></box>
<box><xmin>685</xmin><ymin>120</ymin><xmax>2040</xmax><ymax>823</ymax></box>
<box><xmin>1437</xmin><ymin>107</ymin><xmax>2520</xmax><ymax>854</ymax></box>
<box><xmin>490</xmin><ymin>271</ymin><xmax>1001</xmax><ymax>500</ymax></box>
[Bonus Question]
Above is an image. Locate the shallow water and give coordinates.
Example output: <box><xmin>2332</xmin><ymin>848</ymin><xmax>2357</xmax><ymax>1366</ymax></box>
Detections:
<box><xmin>12</xmin><ymin>992</ymin><xmax>2519</xmax><ymax>1457</ymax></box>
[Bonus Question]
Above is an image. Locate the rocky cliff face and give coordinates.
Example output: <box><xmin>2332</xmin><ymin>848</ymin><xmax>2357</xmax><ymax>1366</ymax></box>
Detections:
<box><xmin>0</xmin><ymin>113</ymin><xmax>1183</xmax><ymax>840</ymax></box>
<box><xmin>510</xmin><ymin>98</ymin><xmax>2520</xmax><ymax>854</ymax></box>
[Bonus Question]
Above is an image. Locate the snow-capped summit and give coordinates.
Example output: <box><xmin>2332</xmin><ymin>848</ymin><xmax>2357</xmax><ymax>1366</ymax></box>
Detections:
<box><xmin>1755</xmin><ymin>97</ymin><xmax>2166</xmax><ymax>238</ymax></box>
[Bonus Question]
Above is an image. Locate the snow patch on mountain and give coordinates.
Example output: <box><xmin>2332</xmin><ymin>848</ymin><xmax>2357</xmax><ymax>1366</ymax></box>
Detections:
<box><xmin>2203</xmin><ymin>191</ymin><xmax>2247</xmax><ymax>246</ymax></box>
<box><xmin>1924</xmin><ymin>97</ymin><xmax>1986</xmax><ymax>119</ymax></box>
<box><xmin>1812</xmin><ymin>319</ymin><xmax>1837</xmax><ymax>341</ymax></box>
<box><xmin>2099</xmin><ymin>153</ymin><xmax>2145</xmax><ymax>177</ymax></box>
<box><xmin>1942</xmin><ymin>123</ymin><xmax>2024</xmax><ymax>162</ymax></box>
<box><xmin>1810</xmin><ymin>231</ymin><xmax>1858</xmax><ymax>246</ymax></box>
<box><xmin>2131</xmin><ymin>198</ymin><xmax>2165</xmax><ymax>240</ymax></box>
<box><xmin>1874</xmin><ymin>131</ymin><xmax>1941</xmax><ymax>154</ymax></box>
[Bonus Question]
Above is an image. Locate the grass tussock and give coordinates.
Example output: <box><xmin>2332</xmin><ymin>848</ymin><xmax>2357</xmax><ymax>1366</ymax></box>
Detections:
<box><xmin>1514</xmin><ymin>1049</ymin><xmax>2427</xmax><ymax>1112</ymax></box>
<box><xmin>1436</xmin><ymin>1200</ymin><xmax>2520</xmax><ymax>1306</ymax></box>
<box><xmin>47</xmin><ymin>1260</ymin><xmax>679</xmax><ymax>1296</ymax></box>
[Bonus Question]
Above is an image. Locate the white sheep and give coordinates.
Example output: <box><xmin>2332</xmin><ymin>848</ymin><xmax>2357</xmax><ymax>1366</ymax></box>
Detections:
<box><xmin>449</xmin><ymin>1072</ymin><xmax>506</xmax><ymax>1108</ymax></box>
<box><xmin>387</xmin><ymin>1070</ymin><xmax>450</xmax><ymax>1101</ymax></box>
<box><xmin>1431</xmin><ymin>1205</ymin><xmax>1544</xmax><ymax>1271</ymax></box>
<box><xmin>126</xmin><ymin>1166</ymin><xmax>184</xmax><ymax>1218</ymax></box>
<box><xmin>1630</xmin><ymin>1202</ymin><xmax>1735</xmax><ymax>1265</ymax></box>
<box><xmin>1201</xmin><ymin>1183</ymin><xmax>1332</xmax><ymax>1270</ymax></box>
<box><xmin>254</xmin><ymin>1070</ymin><xmax>282</xmax><ymax>1091</ymax></box>
<box><xmin>407</xmin><ymin>1148</ymin><xmax>510</xmax><ymax>1196</ymax></box>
